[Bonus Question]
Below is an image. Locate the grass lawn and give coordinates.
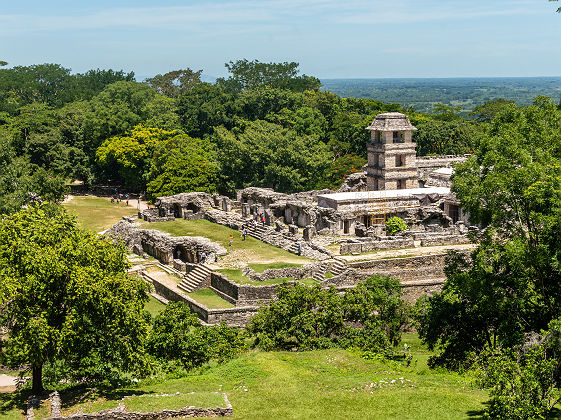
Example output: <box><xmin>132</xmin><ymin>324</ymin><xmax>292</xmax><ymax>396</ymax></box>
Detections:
<box><xmin>144</xmin><ymin>295</ymin><xmax>167</xmax><ymax>317</ymax></box>
<box><xmin>217</xmin><ymin>269</ymin><xmax>317</xmax><ymax>286</ymax></box>
<box><xmin>1</xmin><ymin>336</ymin><xmax>488</xmax><ymax>420</ymax></box>
<box><xmin>247</xmin><ymin>262</ymin><xmax>303</xmax><ymax>273</ymax></box>
<box><xmin>63</xmin><ymin>196</ymin><xmax>138</xmax><ymax>232</ymax></box>
<box><xmin>187</xmin><ymin>289</ymin><xmax>235</xmax><ymax>309</ymax></box>
<box><xmin>141</xmin><ymin>219</ymin><xmax>311</xmax><ymax>265</ymax></box>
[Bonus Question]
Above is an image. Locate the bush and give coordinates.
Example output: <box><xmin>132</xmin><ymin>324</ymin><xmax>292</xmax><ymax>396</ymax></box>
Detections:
<box><xmin>147</xmin><ymin>302</ymin><xmax>245</xmax><ymax>370</ymax></box>
<box><xmin>247</xmin><ymin>276</ymin><xmax>409</xmax><ymax>354</ymax></box>
<box><xmin>386</xmin><ymin>216</ymin><xmax>408</xmax><ymax>236</ymax></box>
<box><xmin>475</xmin><ymin>318</ymin><xmax>561</xmax><ymax>419</ymax></box>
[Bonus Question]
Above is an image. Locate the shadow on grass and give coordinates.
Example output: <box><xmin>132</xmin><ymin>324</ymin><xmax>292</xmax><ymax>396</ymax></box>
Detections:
<box><xmin>0</xmin><ymin>389</ymin><xmax>29</xmax><ymax>418</ymax></box>
<box><xmin>60</xmin><ymin>384</ymin><xmax>157</xmax><ymax>410</ymax></box>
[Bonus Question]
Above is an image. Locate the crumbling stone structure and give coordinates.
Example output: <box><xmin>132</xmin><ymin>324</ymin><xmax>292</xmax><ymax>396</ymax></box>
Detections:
<box><xmin>107</xmin><ymin>220</ymin><xmax>227</xmax><ymax>264</ymax></box>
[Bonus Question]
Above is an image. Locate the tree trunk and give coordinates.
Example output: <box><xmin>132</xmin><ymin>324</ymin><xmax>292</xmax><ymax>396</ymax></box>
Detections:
<box><xmin>32</xmin><ymin>364</ymin><xmax>43</xmax><ymax>395</ymax></box>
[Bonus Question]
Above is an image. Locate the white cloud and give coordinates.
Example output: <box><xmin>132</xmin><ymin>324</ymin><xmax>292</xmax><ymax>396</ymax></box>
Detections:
<box><xmin>0</xmin><ymin>0</ymin><xmax>542</xmax><ymax>35</ymax></box>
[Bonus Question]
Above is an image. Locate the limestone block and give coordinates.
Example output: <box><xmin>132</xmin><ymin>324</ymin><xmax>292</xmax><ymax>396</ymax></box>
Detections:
<box><xmin>303</xmin><ymin>225</ymin><xmax>316</xmax><ymax>241</ymax></box>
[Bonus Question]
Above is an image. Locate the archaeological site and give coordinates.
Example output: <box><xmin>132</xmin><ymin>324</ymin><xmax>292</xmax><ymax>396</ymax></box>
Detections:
<box><xmin>109</xmin><ymin>112</ymin><xmax>476</xmax><ymax>326</ymax></box>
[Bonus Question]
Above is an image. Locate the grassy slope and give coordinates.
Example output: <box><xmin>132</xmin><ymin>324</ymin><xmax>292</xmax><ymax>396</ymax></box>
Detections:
<box><xmin>63</xmin><ymin>196</ymin><xmax>138</xmax><ymax>232</ymax></box>
<box><xmin>0</xmin><ymin>335</ymin><xmax>487</xmax><ymax>419</ymax></box>
<box><xmin>142</xmin><ymin>219</ymin><xmax>311</xmax><ymax>264</ymax></box>
<box><xmin>144</xmin><ymin>295</ymin><xmax>167</xmax><ymax>317</ymax></box>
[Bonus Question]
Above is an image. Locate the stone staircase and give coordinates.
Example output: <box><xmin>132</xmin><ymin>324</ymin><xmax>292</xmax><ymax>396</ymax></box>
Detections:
<box><xmin>312</xmin><ymin>259</ymin><xmax>348</xmax><ymax>282</ymax></box>
<box><xmin>177</xmin><ymin>264</ymin><xmax>213</xmax><ymax>293</ymax></box>
<box><xmin>246</xmin><ymin>224</ymin><xmax>267</xmax><ymax>241</ymax></box>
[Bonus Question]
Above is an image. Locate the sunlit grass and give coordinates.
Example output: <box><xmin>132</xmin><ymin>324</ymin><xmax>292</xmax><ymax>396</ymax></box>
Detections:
<box><xmin>63</xmin><ymin>196</ymin><xmax>138</xmax><ymax>232</ymax></box>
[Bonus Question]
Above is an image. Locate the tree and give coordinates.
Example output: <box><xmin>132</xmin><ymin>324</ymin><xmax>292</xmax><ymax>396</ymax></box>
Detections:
<box><xmin>386</xmin><ymin>217</ymin><xmax>408</xmax><ymax>236</ymax></box>
<box><xmin>147</xmin><ymin>302</ymin><xmax>245</xmax><ymax>370</ymax></box>
<box><xmin>216</xmin><ymin>59</ymin><xmax>321</xmax><ymax>92</ymax></box>
<box><xmin>0</xmin><ymin>205</ymin><xmax>150</xmax><ymax>393</ymax></box>
<box><xmin>145</xmin><ymin>69</ymin><xmax>203</xmax><ymax>98</ymax></box>
<box><xmin>247</xmin><ymin>276</ymin><xmax>409</xmax><ymax>353</ymax></box>
<box><xmin>213</xmin><ymin>120</ymin><xmax>332</xmax><ymax>194</ymax></box>
<box><xmin>146</xmin><ymin>134</ymin><xmax>218</xmax><ymax>199</ymax></box>
<box><xmin>96</xmin><ymin>124</ymin><xmax>178</xmax><ymax>190</ymax></box>
<box><xmin>416</xmin><ymin>98</ymin><xmax>561</xmax><ymax>369</ymax></box>
<box><xmin>550</xmin><ymin>0</ymin><xmax>561</xmax><ymax>13</ymax></box>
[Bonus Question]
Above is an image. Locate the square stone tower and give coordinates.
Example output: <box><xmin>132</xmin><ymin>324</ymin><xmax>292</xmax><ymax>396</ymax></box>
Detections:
<box><xmin>366</xmin><ymin>112</ymin><xmax>418</xmax><ymax>191</ymax></box>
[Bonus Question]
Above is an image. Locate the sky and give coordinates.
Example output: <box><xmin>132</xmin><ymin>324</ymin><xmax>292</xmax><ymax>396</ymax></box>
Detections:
<box><xmin>1</xmin><ymin>0</ymin><xmax>560</xmax><ymax>80</ymax></box>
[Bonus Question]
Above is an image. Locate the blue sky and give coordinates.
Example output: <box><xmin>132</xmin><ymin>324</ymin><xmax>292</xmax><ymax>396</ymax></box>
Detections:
<box><xmin>1</xmin><ymin>0</ymin><xmax>560</xmax><ymax>80</ymax></box>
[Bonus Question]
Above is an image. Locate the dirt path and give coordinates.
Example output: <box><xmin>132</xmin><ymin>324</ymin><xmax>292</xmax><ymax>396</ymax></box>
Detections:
<box><xmin>338</xmin><ymin>243</ymin><xmax>476</xmax><ymax>262</ymax></box>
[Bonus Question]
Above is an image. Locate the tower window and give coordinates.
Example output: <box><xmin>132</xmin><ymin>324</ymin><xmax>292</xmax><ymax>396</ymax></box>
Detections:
<box><xmin>395</xmin><ymin>155</ymin><xmax>406</xmax><ymax>167</ymax></box>
<box><xmin>393</xmin><ymin>131</ymin><xmax>404</xmax><ymax>143</ymax></box>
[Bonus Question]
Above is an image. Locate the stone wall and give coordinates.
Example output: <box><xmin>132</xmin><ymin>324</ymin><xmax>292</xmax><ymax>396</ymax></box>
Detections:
<box><xmin>348</xmin><ymin>253</ymin><xmax>449</xmax><ymax>282</ymax></box>
<box><xmin>147</xmin><ymin>273</ymin><xmax>259</xmax><ymax>326</ymax></box>
<box><xmin>242</xmin><ymin>265</ymin><xmax>316</xmax><ymax>282</ymax></box>
<box><xmin>107</xmin><ymin>221</ymin><xmax>227</xmax><ymax>264</ymax></box>
<box><xmin>340</xmin><ymin>238</ymin><xmax>415</xmax><ymax>254</ymax></box>
<box><xmin>41</xmin><ymin>392</ymin><xmax>233</xmax><ymax>419</ymax></box>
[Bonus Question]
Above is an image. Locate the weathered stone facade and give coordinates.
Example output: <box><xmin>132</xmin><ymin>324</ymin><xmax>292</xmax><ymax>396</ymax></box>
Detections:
<box><xmin>107</xmin><ymin>220</ymin><xmax>227</xmax><ymax>264</ymax></box>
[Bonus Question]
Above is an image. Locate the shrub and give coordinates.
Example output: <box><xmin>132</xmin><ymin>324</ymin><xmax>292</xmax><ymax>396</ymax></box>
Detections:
<box><xmin>147</xmin><ymin>302</ymin><xmax>245</xmax><ymax>370</ymax></box>
<box><xmin>247</xmin><ymin>275</ymin><xmax>409</xmax><ymax>354</ymax></box>
<box><xmin>386</xmin><ymin>216</ymin><xmax>408</xmax><ymax>236</ymax></box>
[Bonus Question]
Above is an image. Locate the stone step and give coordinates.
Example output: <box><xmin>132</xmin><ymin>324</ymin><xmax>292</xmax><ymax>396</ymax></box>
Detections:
<box><xmin>177</xmin><ymin>264</ymin><xmax>213</xmax><ymax>293</ymax></box>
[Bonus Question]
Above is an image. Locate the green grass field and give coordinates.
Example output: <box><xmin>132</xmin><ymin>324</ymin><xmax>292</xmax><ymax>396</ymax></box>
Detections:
<box><xmin>187</xmin><ymin>288</ymin><xmax>235</xmax><ymax>309</ymax></box>
<box><xmin>144</xmin><ymin>295</ymin><xmax>167</xmax><ymax>317</ymax></box>
<box><xmin>0</xmin><ymin>336</ymin><xmax>487</xmax><ymax>419</ymax></box>
<box><xmin>63</xmin><ymin>196</ymin><xmax>138</xmax><ymax>232</ymax></box>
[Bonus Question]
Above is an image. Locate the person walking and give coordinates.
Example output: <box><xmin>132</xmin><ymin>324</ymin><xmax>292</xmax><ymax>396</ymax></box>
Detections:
<box><xmin>242</xmin><ymin>228</ymin><xmax>247</xmax><ymax>241</ymax></box>
<box><xmin>261</xmin><ymin>213</ymin><xmax>266</xmax><ymax>226</ymax></box>
<box><xmin>229</xmin><ymin>235</ymin><xmax>233</xmax><ymax>247</ymax></box>
<box><xmin>200</xmin><ymin>251</ymin><xmax>207</xmax><ymax>263</ymax></box>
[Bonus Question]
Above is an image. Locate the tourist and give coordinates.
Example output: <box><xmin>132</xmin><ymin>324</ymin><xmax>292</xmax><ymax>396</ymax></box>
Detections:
<box><xmin>242</xmin><ymin>228</ymin><xmax>247</xmax><ymax>241</ymax></box>
<box><xmin>200</xmin><ymin>251</ymin><xmax>207</xmax><ymax>263</ymax></box>
<box><xmin>261</xmin><ymin>213</ymin><xmax>266</xmax><ymax>226</ymax></box>
<box><xmin>298</xmin><ymin>243</ymin><xmax>302</xmax><ymax>255</ymax></box>
<box><xmin>229</xmin><ymin>235</ymin><xmax>233</xmax><ymax>247</ymax></box>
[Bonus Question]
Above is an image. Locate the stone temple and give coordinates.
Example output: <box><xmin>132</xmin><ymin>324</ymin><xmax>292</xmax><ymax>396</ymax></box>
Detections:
<box><xmin>138</xmin><ymin>112</ymin><xmax>470</xmax><ymax>239</ymax></box>
<box><xmin>111</xmin><ymin>111</ymin><xmax>475</xmax><ymax>326</ymax></box>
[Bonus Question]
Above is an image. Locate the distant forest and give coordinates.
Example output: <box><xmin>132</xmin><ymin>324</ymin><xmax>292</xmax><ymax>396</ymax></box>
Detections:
<box><xmin>321</xmin><ymin>77</ymin><xmax>561</xmax><ymax>113</ymax></box>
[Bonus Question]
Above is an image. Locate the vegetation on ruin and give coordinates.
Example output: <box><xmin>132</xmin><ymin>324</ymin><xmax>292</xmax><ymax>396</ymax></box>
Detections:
<box><xmin>141</xmin><ymin>219</ymin><xmax>311</xmax><ymax>264</ymax></box>
<box><xmin>186</xmin><ymin>288</ymin><xmax>235</xmax><ymax>309</ymax></box>
<box><xmin>385</xmin><ymin>216</ymin><xmax>409</xmax><ymax>236</ymax></box>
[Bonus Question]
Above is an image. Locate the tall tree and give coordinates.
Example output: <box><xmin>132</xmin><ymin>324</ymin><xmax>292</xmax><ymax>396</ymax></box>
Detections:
<box><xmin>145</xmin><ymin>69</ymin><xmax>203</xmax><ymax>98</ymax></box>
<box><xmin>216</xmin><ymin>59</ymin><xmax>321</xmax><ymax>92</ymax></box>
<box><xmin>0</xmin><ymin>204</ymin><xmax>150</xmax><ymax>393</ymax></box>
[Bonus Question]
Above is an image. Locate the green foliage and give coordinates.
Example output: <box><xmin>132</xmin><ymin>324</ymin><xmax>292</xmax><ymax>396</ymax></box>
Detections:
<box><xmin>413</xmin><ymin>118</ymin><xmax>481</xmax><ymax>156</ymax></box>
<box><xmin>146</xmin><ymin>134</ymin><xmax>218</xmax><ymax>199</ymax></box>
<box><xmin>385</xmin><ymin>217</ymin><xmax>408</xmax><ymax>236</ymax></box>
<box><xmin>217</xmin><ymin>59</ymin><xmax>321</xmax><ymax>92</ymax></box>
<box><xmin>147</xmin><ymin>302</ymin><xmax>245</xmax><ymax>370</ymax></box>
<box><xmin>96</xmin><ymin>124</ymin><xmax>178</xmax><ymax>190</ymax></box>
<box><xmin>247</xmin><ymin>275</ymin><xmax>408</xmax><ymax>353</ymax></box>
<box><xmin>319</xmin><ymin>154</ymin><xmax>366</xmax><ymax>190</ymax></box>
<box><xmin>0</xmin><ymin>204</ymin><xmax>150</xmax><ymax>392</ymax></box>
<box><xmin>213</xmin><ymin>120</ymin><xmax>331</xmax><ymax>194</ymax></box>
<box><xmin>144</xmin><ymin>68</ymin><xmax>203</xmax><ymax>98</ymax></box>
<box><xmin>476</xmin><ymin>318</ymin><xmax>561</xmax><ymax>418</ymax></box>
<box><xmin>417</xmin><ymin>96</ymin><xmax>561</xmax><ymax>370</ymax></box>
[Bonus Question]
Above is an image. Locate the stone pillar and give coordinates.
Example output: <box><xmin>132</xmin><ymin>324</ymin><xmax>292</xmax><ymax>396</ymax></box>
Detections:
<box><xmin>303</xmin><ymin>225</ymin><xmax>316</xmax><ymax>241</ymax></box>
<box><xmin>242</xmin><ymin>203</ymin><xmax>250</xmax><ymax>217</ymax></box>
